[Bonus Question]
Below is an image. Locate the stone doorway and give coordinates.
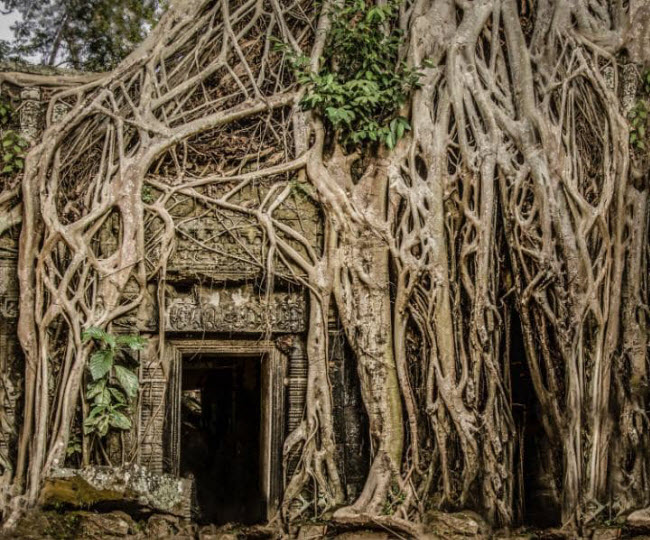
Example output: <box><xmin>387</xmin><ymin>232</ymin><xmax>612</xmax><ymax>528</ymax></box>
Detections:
<box><xmin>163</xmin><ymin>339</ymin><xmax>286</xmax><ymax>522</ymax></box>
<box><xmin>181</xmin><ymin>354</ymin><xmax>263</xmax><ymax>524</ymax></box>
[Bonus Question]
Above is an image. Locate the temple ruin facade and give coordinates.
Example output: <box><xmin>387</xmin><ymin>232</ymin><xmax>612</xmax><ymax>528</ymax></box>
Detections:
<box><xmin>0</xmin><ymin>74</ymin><xmax>370</xmax><ymax>523</ymax></box>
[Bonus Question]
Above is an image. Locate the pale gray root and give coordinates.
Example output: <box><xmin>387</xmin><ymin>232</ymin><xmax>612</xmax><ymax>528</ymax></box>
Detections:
<box><xmin>0</xmin><ymin>0</ymin><xmax>647</xmax><ymax>532</ymax></box>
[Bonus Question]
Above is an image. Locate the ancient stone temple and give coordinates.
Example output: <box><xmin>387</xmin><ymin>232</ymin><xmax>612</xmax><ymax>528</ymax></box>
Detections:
<box><xmin>0</xmin><ymin>70</ymin><xmax>369</xmax><ymax>524</ymax></box>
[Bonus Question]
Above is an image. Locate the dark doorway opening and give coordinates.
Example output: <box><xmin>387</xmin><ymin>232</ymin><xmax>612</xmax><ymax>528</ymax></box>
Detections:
<box><xmin>509</xmin><ymin>312</ymin><xmax>561</xmax><ymax>528</ymax></box>
<box><xmin>180</xmin><ymin>355</ymin><xmax>264</xmax><ymax>525</ymax></box>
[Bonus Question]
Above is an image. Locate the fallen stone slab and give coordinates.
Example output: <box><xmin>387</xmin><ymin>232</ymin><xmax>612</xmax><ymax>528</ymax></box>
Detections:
<box><xmin>75</xmin><ymin>510</ymin><xmax>137</xmax><ymax>539</ymax></box>
<box><xmin>422</xmin><ymin>510</ymin><xmax>490</xmax><ymax>538</ymax></box>
<box><xmin>628</xmin><ymin>508</ymin><xmax>650</xmax><ymax>530</ymax></box>
<box><xmin>39</xmin><ymin>465</ymin><xmax>193</xmax><ymax>518</ymax></box>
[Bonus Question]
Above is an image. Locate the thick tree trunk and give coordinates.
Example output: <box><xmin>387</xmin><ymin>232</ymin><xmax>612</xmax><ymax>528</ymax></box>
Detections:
<box><xmin>1</xmin><ymin>0</ymin><xmax>648</xmax><ymax>532</ymax></box>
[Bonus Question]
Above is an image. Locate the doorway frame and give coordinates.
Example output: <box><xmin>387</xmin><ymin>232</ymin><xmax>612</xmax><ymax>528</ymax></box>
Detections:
<box><xmin>164</xmin><ymin>338</ymin><xmax>286</xmax><ymax>519</ymax></box>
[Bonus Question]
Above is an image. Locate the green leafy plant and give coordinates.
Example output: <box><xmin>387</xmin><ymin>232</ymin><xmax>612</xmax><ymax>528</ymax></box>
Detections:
<box><xmin>277</xmin><ymin>0</ymin><xmax>426</xmax><ymax>149</ymax></box>
<box><xmin>642</xmin><ymin>69</ymin><xmax>650</xmax><ymax>95</ymax></box>
<box><xmin>66</xmin><ymin>434</ymin><xmax>82</xmax><ymax>457</ymax></box>
<box><xmin>629</xmin><ymin>99</ymin><xmax>647</xmax><ymax>150</ymax></box>
<box><xmin>0</xmin><ymin>100</ymin><xmax>28</xmax><ymax>175</ymax></box>
<box><xmin>630</xmin><ymin>70</ymin><xmax>650</xmax><ymax>151</ymax></box>
<box><xmin>289</xmin><ymin>178</ymin><xmax>314</xmax><ymax>200</ymax></box>
<box><xmin>382</xmin><ymin>481</ymin><xmax>406</xmax><ymax>515</ymax></box>
<box><xmin>141</xmin><ymin>184</ymin><xmax>155</xmax><ymax>203</ymax></box>
<box><xmin>82</xmin><ymin>327</ymin><xmax>146</xmax><ymax>437</ymax></box>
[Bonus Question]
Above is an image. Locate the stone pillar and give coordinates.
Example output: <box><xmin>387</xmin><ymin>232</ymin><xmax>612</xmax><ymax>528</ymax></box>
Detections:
<box><xmin>285</xmin><ymin>338</ymin><xmax>307</xmax><ymax>480</ymax></box>
<box><xmin>328</xmin><ymin>309</ymin><xmax>369</xmax><ymax>502</ymax></box>
<box><xmin>0</xmin><ymin>256</ymin><xmax>22</xmax><ymax>482</ymax></box>
<box><xmin>137</xmin><ymin>338</ymin><xmax>168</xmax><ymax>474</ymax></box>
<box><xmin>19</xmin><ymin>87</ymin><xmax>42</xmax><ymax>143</ymax></box>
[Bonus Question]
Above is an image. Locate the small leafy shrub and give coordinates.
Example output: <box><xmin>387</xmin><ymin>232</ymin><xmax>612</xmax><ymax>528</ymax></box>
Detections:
<box><xmin>0</xmin><ymin>100</ymin><xmax>28</xmax><ymax>175</ymax></box>
<box><xmin>277</xmin><ymin>0</ymin><xmax>427</xmax><ymax>149</ymax></box>
<box><xmin>82</xmin><ymin>327</ymin><xmax>146</xmax><ymax>437</ymax></box>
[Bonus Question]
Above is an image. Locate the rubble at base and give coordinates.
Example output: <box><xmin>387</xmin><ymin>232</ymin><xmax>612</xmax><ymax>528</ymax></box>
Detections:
<box><xmin>38</xmin><ymin>465</ymin><xmax>193</xmax><ymax>518</ymax></box>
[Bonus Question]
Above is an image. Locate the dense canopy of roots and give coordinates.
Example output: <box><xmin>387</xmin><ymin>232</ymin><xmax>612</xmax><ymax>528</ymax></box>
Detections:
<box><xmin>0</xmin><ymin>0</ymin><xmax>648</xmax><ymax>534</ymax></box>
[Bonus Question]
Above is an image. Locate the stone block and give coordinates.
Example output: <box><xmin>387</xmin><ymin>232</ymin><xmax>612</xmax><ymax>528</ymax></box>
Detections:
<box><xmin>39</xmin><ymin>465</ymin><xmax>193</xmax><ymax>518</ymax></box>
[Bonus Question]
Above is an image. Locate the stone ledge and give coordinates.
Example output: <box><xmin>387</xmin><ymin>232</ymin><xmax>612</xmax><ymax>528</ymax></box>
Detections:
<box><xmin>39</xmin><ymin>465</ymin><xmax>193</xmax><ymax>518</ymax></box>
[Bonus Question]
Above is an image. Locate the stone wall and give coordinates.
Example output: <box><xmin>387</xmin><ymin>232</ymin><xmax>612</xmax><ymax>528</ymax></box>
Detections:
<box><xmin>0</xmin><ymin>73</ymin><xmax>370</xmax><ymax>509</ymax></box>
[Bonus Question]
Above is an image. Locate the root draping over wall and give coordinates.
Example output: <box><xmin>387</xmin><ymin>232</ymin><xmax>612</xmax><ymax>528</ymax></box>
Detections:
<box><xmin>0</xmin><ymin>0</ymin><xmax>648</xmax><ymax>533</ymax></box>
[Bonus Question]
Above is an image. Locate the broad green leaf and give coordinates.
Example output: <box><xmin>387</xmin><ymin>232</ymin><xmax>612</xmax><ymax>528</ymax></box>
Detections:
<box><xmin>86</xmin><ymin>379</ymin><xmax>106</xmax><ymax>399</ymax></box>
<box><xmin>89</xmin><ymin>349</ymin><xmax>114</xmax><ymax>380</ymax></box>
<box><xmin>385</xmin><ymin>132</ymin><xmax>395</xmax><ymax>149</ymax></box>
<box><xmin>98</xmin><ymin>417</ymin><xmax>109</xmax><ymax>437</ymax></box>
<box><xmin>109</xmin><ymin>387</ymin><xmax>127</xmax><ymax>404</ymax></box>
<box><xmin>114</xmin><ymin>365</ymin><xmax>139</xmax><ymax>398</ymax></box>
<box><xmin>87</xmin><ymin>405</ymin><xmax>105</xmax><ymax>421</ymax></box>
<box><xmin>116</xmin><ymin>334</ymin><xmax>147</xmax><ymax>351</ymax></box>
<box><xmin>94</xmin><ymin>388</ymin><xmax>111</xmax><ymax>407</ymax></box>
<box><xmin>108</xmin><ymin>410</ymin><xmax>131</xmax><ymax>430</ymax></box>
<box><xmin>83</xmin><ymin>327</ymin><xmax>107</xmax><ymax>342</ymax></box>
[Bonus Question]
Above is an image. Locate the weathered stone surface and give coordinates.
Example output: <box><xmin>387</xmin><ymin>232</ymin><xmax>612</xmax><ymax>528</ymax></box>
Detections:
<box><xmin>298</xmin><ymin>524</ymin><xmax>328</xmax><ymax>539</ymax></box>
<box><xmin>39</xmin><ymin>465</ymin><xmax>193</xmax><ymax>518</ymax></box>
<box><xmin>629</xmin><ymin>508</ymin><xmax>650</xmax><ymax>530</ymax></box>
<box><xmin>75</xmin><ymin>510</ymin><xmax>136</xmax><ymax>539</ymax></box>
<box><xmin>197</xmin><ymin>524</ymin><xmax>240</xmax><ymax>540</ymax></box>
<box><xmin>627</xmin><ymin>2</ymin><xmax>650</xmax><ymax>65</ymax></box>
<box><xmin>165</xmin><ymin>285</ymin><xmax>307</xmax><ymax>334</ymax></box>
<box><xmin>422</xmin><ymin>510</ymin><xmax>490</xmax><ymax>538</ymax></box>
<box><xmin>144</xmin><ymin>513</ymin><xmax>197</xmax><ymax>537</ymax></box>
<box><xmin>591</xmin><ymin>527</ymin><xmax>622</xmax><ymax>540</ymax></box>
<box><xmin>333</xmin><ymin>531</ymin><xmax>390</xmax><ymax>540</ymax></box>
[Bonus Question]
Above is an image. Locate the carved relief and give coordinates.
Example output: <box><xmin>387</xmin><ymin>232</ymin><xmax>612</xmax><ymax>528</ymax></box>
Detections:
<box><xmin>144</xmin><ymin>181</ymin><xmax>323</xmax><ymax>284</ymax></box>
<box><xmin>165</xmin><ymin>286</ymin><xmax>306</xmax><ymax>334</ymax></box>
<box><xmin>169</xmin><ymin>214</ymin><xmax>265</xmax><ymax>281</ymax></box>
<box><xmin>0</xmin><ymin>257</ymin><xmax>22</xmax><ymax>480</ymax></box>
<box><xmin>19</xmin><ymin>87</ymin><xmax>42</xmax><ymax>143</ymax></box>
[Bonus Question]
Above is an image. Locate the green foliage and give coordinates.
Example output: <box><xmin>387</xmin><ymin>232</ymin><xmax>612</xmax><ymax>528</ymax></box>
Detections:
<box><xmin>629</xmin><ymin>70</ymin><xmax>650</xmax><ymax>151</ymax></box>
<box><xmin>66</xmin><ymin>434</ymin><xmax>82</xmax><ymax>457</ymax></box>
<box><xmin>642</xmin><ymin>70</ymin><xmax>650</xmax><ymax>95</ymax></box>
<box><xmin>82</xmin><ymin>327</ymin><xmax>146</xmax><ymax>437</ymax></box>
<box><xmin>382</xmin><ymin>481</ymin><xmax>406</xmax><ymax>515</ymax></box>
<box><xmin>277</xmin><ymin>0</ymin><xmax>425</xmax><ymax>149</ymax></box>
<box><xmin>141</xmin><ymin>184</ymin><xmax>155</xmax><ymax>203</ymax></box>
<box><xmin>289</xmin><ymin>178</ymin><xmax>314</xmax><ymax>200</ymax></box>
<box><xmin>0</xmin><ymin>100</ymin><xmax>28</xmax><ymax>176</ymax></box>
<box><xmin>629</xmin><ymin>100</ymin><xmax>647</xmax><ymax>150</ymax></box>
<box><xmin>1</xmin><ymin>0</ymin><xmax>162</xmax><ymax>71</ymax></box>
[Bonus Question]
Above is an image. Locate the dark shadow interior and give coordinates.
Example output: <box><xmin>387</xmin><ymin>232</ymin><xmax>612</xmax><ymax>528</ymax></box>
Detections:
<box><xmin>180</xmin><ymin>354</ymin><xmax>264</xmax><ymax>525</ymax></box>
<box><xmin>509</xmin><ymin>312</ymin><xmax>561</xmax><ymax>528</ymax></box>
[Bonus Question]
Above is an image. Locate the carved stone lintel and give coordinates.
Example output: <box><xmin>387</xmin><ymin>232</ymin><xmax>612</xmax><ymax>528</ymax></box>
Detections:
<box><xmin>165</xmin><ymin>286</ymin><xmax>306</xmax><ymax>334</ymax></box>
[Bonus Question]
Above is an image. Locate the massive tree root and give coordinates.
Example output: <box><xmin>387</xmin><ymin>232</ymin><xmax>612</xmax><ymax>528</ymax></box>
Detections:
<box><xmin>0</xmin><ymin>0</ymin><xmax>648</xmax><ymax>533</ymax></box>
